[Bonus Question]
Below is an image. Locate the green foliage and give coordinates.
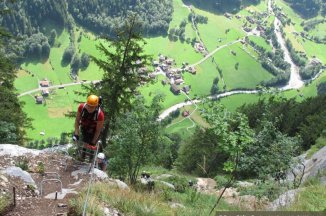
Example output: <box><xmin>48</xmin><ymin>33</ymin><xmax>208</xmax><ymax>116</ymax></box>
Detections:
<box><xmin>0</xmin><ymin>19</ymin><xmax>31</xmax><ymax>145</ymax></box>
<box><xmin>15</xmin><ymin>157</ymin><xmax>29</xmax><ymax>171</ymax></box>
<box><xmin>167</xmin><ymin>175</ymin><xmax>189</xmax><ymax>193</ymax></box>
<box><xmin>48</xmin><ymin>29</ymin><xmax>57</xmax><ymax>46</ymax></box>
<box><xmin>80</xmin><ymin>52</ymin><xmax>90</xmax><ymax>69</ymax></box>
<box><xmin>317</xmin><ymin>81</ymin><xmax>326</xmax><ymax>95</ymax></box>
<box><xmin>239</xmin><ymin>180</ymin><xmax>286</xmax><ymax>201</ymax></box>
<box><xmin>299</xmin><ymin>63</ymin><xmax>322</xmax><ymax>80</ymax></box>
<box><xmin>306</xmin><ymin>130</ymin><xmax>326</xmax><ymax>159</ymax></box>
<box><xmin>239</xmin><ymin>120</ymin><xmax>300</xmax><ymax>180</ymax></box>
<box><xmin>62</xmin><ymin>44</ymin><xmax>75</xmax><ymax>65</ymax></box>
<box><xmin>0</xmin><ymin>194</ymin><xmax>12</xmax><ymax>216</ymax></box>
<box><xmin>69</xmin><ymin>0</ymin><xmax>173</xmax><ymax>36</ymax></box>
<box><xmin>287</xmin><ymin>184</ymin><xmax>326</xmax><ymax>211</ymax></box>
<box><xmin>177</xmin><ymin>104</ymin><xmax>254</xmax><ymax>177</ymax></box>
<box><xmin>153</xmin><ymin>133</ymin><xmax>181</xmax><ymax>169</ymax></box>
<box><xmin>283</xmin><ymin>0</ymin><xmax>323</xmax><ymax>18</ymax></box>
<box><xmin>36</xmin><ymin>161</ymin><xmax>45</xmax><ymax>174</ymax></box>
<box><xmin>108</xmin><ymin>95</ymin><xmax>163</xmax><ymax>184</ymax></box>
<box><xmin>183</xmin><ymin>0</ymin><xmax>261</xmax><ymax>14</ymax></box>
<box><xmin>214</xmin><ymin>175</ymin><xmax>231</xmax><ymax>189</ymax></box>
<box><xmin>238</xmin><ymin>95</ymin><xmax>326</xmax><ymax>150</ymax></box>
<box><xmin>90</xmin><ymin>15</ymin><xmax>152</xmax><ymax>148</ymax></box>
<box><xmin>0</xmin><ymin>121</ymin><xmax>18</xmax><ymax>143</ymax></box>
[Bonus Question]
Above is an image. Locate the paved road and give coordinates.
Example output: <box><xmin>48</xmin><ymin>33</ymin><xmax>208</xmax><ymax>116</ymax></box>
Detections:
<box><xmin>189</xmin><ymin>39</ymin><xmax>242</xmax><ymax>68</ymax></box>
<box><xmin>159</xmin><ymin>90</ymin><xmax>258</xmax><ymax>120</ymax></box>
<box><xmin>18</xmin><ymin>80</ymin><xmax>100</xmax><ymax>97</ymax></box>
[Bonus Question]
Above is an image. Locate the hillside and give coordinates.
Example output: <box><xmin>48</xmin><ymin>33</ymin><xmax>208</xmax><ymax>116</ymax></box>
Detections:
<box><xmin>1</xmin><ymin>144</ymin><xmax>325</xmax><ymax>215</ymax></box>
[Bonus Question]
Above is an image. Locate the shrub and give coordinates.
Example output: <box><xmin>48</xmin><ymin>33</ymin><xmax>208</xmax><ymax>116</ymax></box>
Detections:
<box><xmin>15</xmin><ymin>157</ymin><xmax>29</xmax><ymax>171</ymax></box>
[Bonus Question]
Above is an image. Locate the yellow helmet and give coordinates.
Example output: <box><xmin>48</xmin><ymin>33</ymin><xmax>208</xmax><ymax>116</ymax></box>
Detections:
<box><xmin>87</xmin><ymin>95</ymin><xmax>99</xmax><ymax>106</ymax></box>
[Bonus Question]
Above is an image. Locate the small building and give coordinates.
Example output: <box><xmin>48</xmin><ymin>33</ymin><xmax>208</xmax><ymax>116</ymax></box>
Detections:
<box><xmin>187</xmin><ymin>66</ymin><xmax>196</xmax><ymax>74</ymax></box>
<box><xmin>166</xmin><ymin>72</ymin><xmax>173</xmax><ymax>78</ymax></box>
<box><xmin>149</xmin><ymin>73</ymin><xmax>156</xmax><ymax>79</ymax></box>
<box><xmin>246</xmin><ymin>16</ymin><xmax>255</xmax><ymax>24</ymax></box>
<box><xmin>182</xmin><ymin>111</ymin><xmax>190</xmax><ymax>117</ymax></box>
<box><xmin>166</xmin><ymin>58</ymin><xmax>174</xmax><ymax>65</ymax></box>
<box><xmin>41</xmin><ymin>89</ymin><xmax>49</xmax><ymax>96</ymax></box>
<box><xmin>174</xmin><ymin>79</ymin><xmax>183</xmax><ymax>85</ymax></box>
<box><xmin>138</xmin><ymin>67</ymin><xmax>148</xmax><ymax>74</ymax></box>
<box><xmin>224</xmin><ymin>13</ymin><xmax>233</xmax><ymax>19</ymax></box>
<box><xmin>160</xmin><ymin>63</ymin><xmax>168</xmax><ymax>71</ymax></box>
<box><xmin>40</xmin><ymin>80</ymin><xmax>49</xmax><ymax>87</ymax></box>
<box><xmin>35</xmin><ymin>96</ymin><xmax>43</xmax><ymax>104</ymax></box>
<box><xmin>174</xmin><ymin>74</ymin><xmax>182</xmax><ymax>80</ymax></box>
<box><xmin>235</xmin><ymin>15</ymin><xmax>242</xmax><ymax>19</ymax></box>
<box><xmin>159</xmin><ymin>55</ymin><xmax>166</xmax><ymax>62</ymax></box>
<box><xmin>183</xmin><ymin>85</ymin><xmax>191</xmax><ymax>94</ymax></box>
<box><xmin>170</xmin><ymin>84</ymin><xmax>180</xmax><ymax>95</ymax></box>
<box><xmin>152</xmin><ymin>61</ymin><xmax>159</xmax><ymax>66</ymax></box>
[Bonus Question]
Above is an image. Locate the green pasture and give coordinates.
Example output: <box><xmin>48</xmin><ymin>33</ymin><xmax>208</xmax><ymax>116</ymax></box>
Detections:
<box><xmin>183</xmin><ymin>61</ymin><xmax>223</xmax><ymax>98</ymax></box>
<box><xmin>213</xmin><ymin>43</ymin><xmax>273</xmax><ymax>90</ymax></box>
<box><xmin>169</xmin><ymin>0</ymin><xmax>191</xmax><ymax>31</ymax></box>
<box><xmin>21</xmin><ymin>85</ymin><xmax>85</xmax><ymax>141</ymax></box>
<box><xmin>309</xmin><ymin>23</ymin><xmax>326</xmax><ymax>39</ymax></box>
<box><xmin>219</xmin><ymin>93</ymin><xmax>262</xmax><ymax>112</ymax></box>
<box><xmin>300</xmin><ymin>39</ymin><xmax>326</xmax><ymax>64</ymax></box>
<box><xmin>165</xmin><ymin>117</ymin><xmax>196</xmax><ymax>140</ymax></box>
<box><xmin>283</xmin><ymin>25</ymin><xmax>305</xmax><ymax>52</ymax></box>
<box><xmin>14</xmin><ymin>69</ymin><xmax>39</xmax><ymax>94</ymax></box>
<box><xmin>249</xmin><ymin>35</ymin><xmax>273</xmax><ymax>52</ymax></box>
<box><xmin>139</xmin><ymin>75</ymin><xmax>187</xmax><ymax>110</ymax></box>
<box><xmin>194</xmin><ymin>8</ymin><xmax>245</xmax><ymax>52</ymax></box>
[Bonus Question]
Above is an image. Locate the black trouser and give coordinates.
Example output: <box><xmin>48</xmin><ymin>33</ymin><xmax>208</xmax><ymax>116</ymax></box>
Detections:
<box><xmin>80</xmin><ymin>128</ymin><xmax>96</xmax><ymax>161</ymax></box>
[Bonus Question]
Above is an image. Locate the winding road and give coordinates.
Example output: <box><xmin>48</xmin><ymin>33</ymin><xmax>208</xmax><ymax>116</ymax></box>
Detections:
<box><xmin>18</xmin><ymin>80</ymin><xmax>100</xmax><ymax>97</ymax></box>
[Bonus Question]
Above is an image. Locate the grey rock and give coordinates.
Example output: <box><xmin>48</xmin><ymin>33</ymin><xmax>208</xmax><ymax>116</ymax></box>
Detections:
<box><xmin>2</xmin><ymin>167</ymin><xmax>36</xmax><ymax>185</ymax></box>
<box><xmin>155</xmin><ymin>174</ymin><xmax>174</xmax><ymax>179</ymax></box>
<box><xmin>268</xmin><ymin>189</ymin><xmax>301</xmax><ymax>210</ymax></box>
<box><xmin>158</xmin><ymin>180</ymin><xmax>175</xmax><ymax>190</ymax></box>
<box><xmin>115</xmin><ymin>180</ymin><xmax>129</xmax><ymax>190</ymax></box>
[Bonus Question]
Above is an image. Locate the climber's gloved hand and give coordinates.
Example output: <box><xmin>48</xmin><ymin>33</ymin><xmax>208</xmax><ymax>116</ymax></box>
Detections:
<box><xmin>72</xmin><ymin>134</ymin><xmax>79</xmax><ymax>142</ymax></box>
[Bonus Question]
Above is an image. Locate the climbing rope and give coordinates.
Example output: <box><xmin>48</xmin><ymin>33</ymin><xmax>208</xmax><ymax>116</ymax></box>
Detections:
<box><xmin>82</xmin><ymin>141</ymin><xmax>100</xmax><ymax>216</ymax></box>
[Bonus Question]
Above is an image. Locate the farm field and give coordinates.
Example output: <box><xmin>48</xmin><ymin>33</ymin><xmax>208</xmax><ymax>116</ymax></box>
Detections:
<box><xmin>248</xmin><ymin>35</ymin><xmax>273</xmax><ymax>52</ymax></box>
<box><xmin>213</xmin><ymin>43</ymin><xmax>273</xmax><ymax>90</ymax></box>
<box><xmin>20</xmin><ymin>85</ymin><xmax>85</xmax><ymax>140</ymax></box>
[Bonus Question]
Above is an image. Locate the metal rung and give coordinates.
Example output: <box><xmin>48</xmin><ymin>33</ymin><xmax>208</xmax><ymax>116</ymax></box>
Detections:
<box><xmin>40</xmin><ymin>179</ymin><xmax>63</xmax><ymax>195</ymax></box>
<box><xmin>43</xmin><ymin>172</ymin><xmax>60</xmax><ymax>179</ymax></box>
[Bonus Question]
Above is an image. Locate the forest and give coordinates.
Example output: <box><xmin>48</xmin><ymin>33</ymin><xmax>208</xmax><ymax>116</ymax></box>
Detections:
<box><xmin>182</xmin><ymin>0</ymin><xmax>261</xmax><ymax>13</ymax></box>
<box><xmin>283</xmin><ymin>0</ymin><xmax>326</xmax><ymax>18</ymax></box>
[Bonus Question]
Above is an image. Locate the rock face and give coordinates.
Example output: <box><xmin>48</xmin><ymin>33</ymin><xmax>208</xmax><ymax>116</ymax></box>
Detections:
<box><xmin>0</xmin><ymin>144</ymin><xmax>40</xmax><ymax>156</ymax></box>
<box><xmin>2</xmin><ymin>166</ymin><xmax>36</xmax><ymax>185</ymax></box>
<box><xmin>287</xmin><ymin>146</ymin><xmax>326</xmax><ymax>183</ymax></box>
<box><xmin>196</xmin><ymin>178</ymin><xmax>217</xmax><ymax>194</ymax></box>
<box><xmin>268</xmin><ymin>189</ymin><xmax>301</xmax><ymax>210</ymax></box>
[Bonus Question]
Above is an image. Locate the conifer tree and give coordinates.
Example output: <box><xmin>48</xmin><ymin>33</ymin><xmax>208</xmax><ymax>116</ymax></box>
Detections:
<box><xmin>90</xmin><ymin>14</ymin><xmax>152</xmax><ymax>147</ymax></box>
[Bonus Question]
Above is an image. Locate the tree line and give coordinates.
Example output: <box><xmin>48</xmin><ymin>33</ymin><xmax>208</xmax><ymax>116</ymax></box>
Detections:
<box><xmin>283</xmin><ymin>0</ymin><xmax>326</xmax><ymax>18</ymax></box>
<box><xmin>182</xmin><ymin>0</ymin><xmax>261</xmax><ymax>14</ymax></box>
